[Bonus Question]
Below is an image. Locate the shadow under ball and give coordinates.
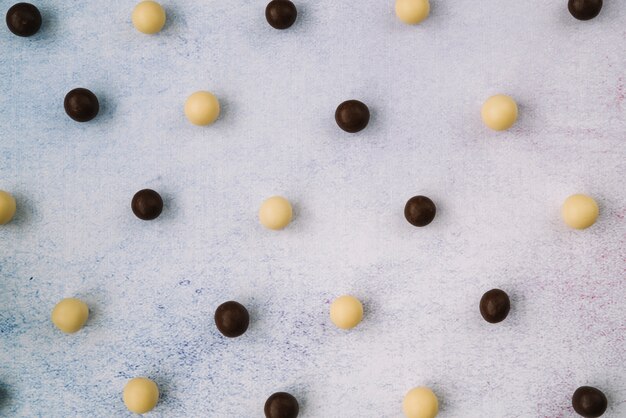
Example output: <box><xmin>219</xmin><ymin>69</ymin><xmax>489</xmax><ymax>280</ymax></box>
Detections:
<box><xmin>214</xmin><ymin>301</ymin><xmax>249</xmax><ymax>338</ymax></box>
<box><xmin>568</xmin><ymin>0</ymin><xmax>602</xmax><ymax>20</ymax></box>
<box><xmin>335</xmin><ymin>100</ymin><xmax>370</xmax><ymax>133</ymax></box>
<box><xmin>131</xmin><ymin>189</ymin><xmax>163</xmax><ymax>220</ymax></box>
<box><xmin>64</xmin><ymin>88</ymin><xmax>99</xmax><ymax>122</ymax></box>
<box><xmin>572</xmin><ymin>386</ymin><xmax>607</xmax><ymax>418</ymax></box>
<box><xmin>265</xmin><ymin>0</ymin><xmax>297</xmax><ymax>29</ymax></box>
<box><xmin>479</xmin><ymin>289</ymin><xmax>510</xmax><ymax>323</ymax></box>
<box><xmin>265</xmin><ymin>392</ymin><xmax>299</xmax><ymax>418</ymax></box>
<box><xmin>6</xmin><ymin>3</ymin><xmax>42</xmax><ymax>37</ymax></box>
<box><xmin>404</xmin><ymin>195</ymin><xmax>436</xmax><ymax>227</ymax></box>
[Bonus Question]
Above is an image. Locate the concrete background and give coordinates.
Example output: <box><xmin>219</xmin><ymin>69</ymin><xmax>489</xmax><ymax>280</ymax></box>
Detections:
<box><xmin>0</xmin><ymin>0</ymin><xmax>624</xmax><ymax>416</ymax></box>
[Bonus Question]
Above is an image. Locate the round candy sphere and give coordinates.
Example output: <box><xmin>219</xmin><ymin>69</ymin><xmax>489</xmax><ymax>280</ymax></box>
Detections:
<box><xmin>330</xmin><ymin>295</ymin><xmax>363</xmax><ymax>330</ymax></box>
<box><xmin>64</xmin><ymin>88</ymin><xmax>99</xmax><ymax>122</ymax></box>
<box><xmin>259</xmin><ymin>196</ymin><xmax>293</xmax><ymax>230</ymax></box>
<box><xmin>481</xmin><ymin>94</ymin><xmax>518</xmax><ymax>131</ymax></box>
<box><xmin>131</xmin><ymin>189</ymin><xmax>163</xmax><ymax>220</ymax></box>
<box><xmin>214</xmin><ymin>301</ymin><xmax>250</xmax><ymax>338</ymax></box>
<box><xmin>265</xmin><ymin>392</ymin><xmax>299</xmax><ymax>418</ymax></box>
<box><xmin>404</xmin><ymin>195</ymin><xmax>436</xmax><ymax>227</ymax></box>
<box><xmin>561</xmin><ymin>194</ymin><xmax>599</xmax><ymax>229</ymax></box>
<box><xmin>572</xmin><ymin>386</ymin><xmax>607</xmax><ymax>417</ymax></box>
<box><xmin>132</xmin><ymin>1</ymin><xmax>166</xmax><ymax>34</ymax></box>
<box><xmin>479</xmin><ymin>289</ymin><xmax>510</xmax><ymax>323</ymax></box>
<box><xmin>0</xmin><ymin>190</ymin><xmax>17</xmax><ymax>225</ymax></box>
<box><xmin>568</xmin><ymin>0</ymin><xmax>603</xmax><ymax>21</ymax></box>
<box><xmin>123</xmin><ymin>377</ymin><xmax>159</xmax><ymax>414</ymax></box>
<box><xmin>6</xmin><ymin>2</ymin><xmax>42</xmax><ymax>37</ymax></box>
<box><xmin>395</xmin><ymin>0</ymin><xmax>430</xmax><ymax>25</ymax></box>
<box><xmin>51</xmin><ymin>298</ymin><xmax>89</xmax><ymax>333</ymax></box>
<box><xmin>265</xmin><ymin>0</ymin><xmax>297</xmax><ymax>30</ymax></box>
<box><xmin>335</xmin><ymin>100</ymin><xmax>370</xmax><ymax>133</ymax></box>
<box><xmin>403</xmin><ymin>386</ymin><xmax>439</xmax><ymax>418</ymax></box>
<box><xmin>184</xmin><ymin>91</ymin><xmax>220</xmax><ymax>126</ymax></box>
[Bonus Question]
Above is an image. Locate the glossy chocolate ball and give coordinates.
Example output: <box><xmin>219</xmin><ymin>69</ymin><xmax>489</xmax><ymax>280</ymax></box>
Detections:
<box><xmin>264</xmin><ymin>392</ymin><xmax>299</xmax><ymax>418</ymax></box>
<box><xmin>214</xmin><ymin>301</ymin><xmax>249</xmax><ymax>338</ymax></box>
<box><xmin>265</xmin><ymin>0</ymin><xmax>297</xmax><ymax>30</ymax></box>
<box><xmin>64</xmin><ymin>88</ymin><xmax>100</xmax><ymax>122</ymax></box>
<box><xmin>131</xmin><ymin>189</ymin><xmax>163</xmax><ymax>221</ymax></box>
<box><xmin>6</xmin><ymin>3</ymin><xmax>42</xmax><ymax>37</ymax></box>
<box><xmin>568</xmin><ymin>0</ymin><xmax>602</xmax><ymax>20</ymax></box>
<box><xmin>479</xmin><ymin>289</ymin><xmax>510</xmax><ymax>323</ymax></box>
<box><xmin>572</xmin><ymin>386</ymin><xmax>607</xmax><ymax>417</ymax></box>
<box><xmin>404</xmin><ymin>196</ymin><xmax>436</xmax><ymax>227</ymax></box>
<box><xmin>335</xmin><ymin>100</ymin><xmax>370</xmax><ymax>133</ymax></box>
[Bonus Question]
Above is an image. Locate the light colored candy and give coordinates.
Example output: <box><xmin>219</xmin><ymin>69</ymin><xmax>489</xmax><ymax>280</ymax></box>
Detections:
<box><xmin>0</xmin><ymin>190</ymin><xmax>16</xmax><ymax>225</ymax></box>
<box><xmin>259</xmin><ymin>196</ymin><xmax>293</xmax><ymax>230</ymax></box>
<box><xmin>132</xmin><ymin>1</ymin><xmax>166</xmax><ymax>34</ymax></box>
<box><xmin>395</xmin><ymin>0</ymin><xmax>430</xmax><ymax>25</ymax></box>
<box><xmin>481</xmin><ymin>94</ymin><xmax>518</xmax><ymax>131</ymax></box>
<box><xmin>184</xmin><ymin>91</ymin><xmax>221</xmax><ymax>126</ymax></box>
<box><xmin>562</xmin><ymin>194</ymin><xmax>599</xmax><ymax>229</ymax></box>
<box><xmin>51</xmin><ymin>298</ymin><xmax>89</xmax><ymax>334</ymax></box>
<box><xmin>330</xmin><ymin>295</ymin><xmax>363</xmax><ymax>330</ymax></box>
<box><xmin>403</xmin><ymin>387</ymin><xmax>439</xmax><ymax>418</ymax></box>
<box><xmin>123</xmin><ymin>377</ymin><xmax>159</xmax><ymax>414</ymax></box>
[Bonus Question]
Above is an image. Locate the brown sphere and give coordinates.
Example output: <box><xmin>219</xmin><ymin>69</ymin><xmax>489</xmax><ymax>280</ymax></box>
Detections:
<box><xmin>6</xmin><ymin>2</ymin><xmax>42</xmax><ymax>37</ymax></box>
<box><xmin>265</xmin><ymin>0</ymin><xmax>297</xmax><ymax>30</ymax></box>
<box><xmin>64</xmin><ymin>88</ymin><xmax>99</xmax><ymax>122</ymax></box>
<box><xmin>264</xmin><ymin>392</ymin><xmax>299</xmax><ymax>418</ymax></box>
<box><xmin>572</xmin><ymin>386</ymin><xmax>607</xmax><ymax>417</ymax></box>
<box><xmin>404</xmin><ymin>195</ymin><xmax>436</xmax><ymax>227</ymax></box>
<box><xmin>568</xmin><ymin>0</ymin><xmax>603</xmax><ymax>20</ymax></box>
<box><xmin>479</xmin><ymin>289</ymin><xmax>510</xmax><ymax>323</ymax></box>
<box><xmin>335</xmin><ymin>100</ymin><xmax>370</xmax><ymax>133</ymax></box>
<box><xmin>214</xmin><ymin>301</ymin><xmax>249</xmax><ymax>338</ymax></box>
<box><xmin>131</xmin><ymin>189</ymin><xmax>163</xmax><ymax>221</ymax></box>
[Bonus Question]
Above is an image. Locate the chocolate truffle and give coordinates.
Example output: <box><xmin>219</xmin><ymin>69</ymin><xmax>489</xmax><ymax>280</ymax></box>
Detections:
<box><xmin>123</xmin><ymin>377</ymin><xmax>159</xmax><ymax>414</ymax></box>
<box><xmin>265</xmin><ymin>392</ymin><xmax>299</xmax><ymax>418</ymax></box>
<box><xmin>335</xmin><ymin>100</ymin><xmax>370</xmax><ymax>133</ymax></box>
<box><xmin>404</xmin><ymin>196</ymin><xmax>436</xmax><ymax>227</ymax></box>
<box><xmin>265</xmin><ymin>0</ymin><xmax>297</xmax><ymax>30</ymax></box>
<box><xmin>214</xmin><ymin>301</ymin><xmax>249</xmax><ymax>338</ymax></box>
<box><xmin>51</xmin><ymin>298</ymin><xmax>89</xmax><ymax>334</ymax></box>
<box><xmin>562</xmin><ymin>194</ymin><xmax>599</xmax><ymax>229</ymax></box>
<box><xmin>479</xmin><ymin>289</ymin><xmax>510</xmax><ymax>323</ymax></box>
<box><xmin>572</xmin><ymin>386</ymin><xmax>607</xmax><ymax>417</ymax></box>
<box><xmin>568</xmin><ymin>0</ymin><xmax>603</xmax><ymax>21</ymax></box>
<box><xmin>132</xmin><ymin>1</ymin><xmax>166</xmax><ymax>34</ymax></box>
<box><xmin>64</xmin><ymin>88</ymin><xmax>99</xmax><ymax>122</ymax></box>
<box><xmin>6</xmin><ymin>3</ymin><xmax>42</xmax><ymax>37</ymax></box>
<box><xmin>259</xmin><ymin>196</ymin><xmax>293</xmax><ymax>230</ymax></box>
<box><xmin>131</xmin><ymin>189</ymin><xmax>163</xmax><ymax>221</ymax></box>
<box><xmin>403</xmin><ymin>386</ymin><xmax>439</xmax><ymax>418</ymax></box>
<box><xmin>481</xmin><ymin>94</ymin><xmax>518</xmax><ymax>131</ymax></box>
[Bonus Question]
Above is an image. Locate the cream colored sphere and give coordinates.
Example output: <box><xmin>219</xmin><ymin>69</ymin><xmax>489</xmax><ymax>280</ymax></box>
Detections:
<box><xmin>0</xmin><ymin>190</ymin><xmax>16</xmax><ymax>225</ymax></box>
<box><xmin>184</xmin><ymin>91</ymin><xmax>221</xmax><ymax>126</ymax></box>
<box><xmin>51</xmin><ymin>298</ymin><xmax>89</xmax><ymax>334</ymax></box>
<box><xmin>481</xmin><ymin>94</ymin><xmax>518</xmax><ymax>131</ymax></box>
<box><xmin>403</xmin><ymin>387</ymin><xmax>439</xmax><ymax>418</ymax></box>
<box><xmin>330</xmin><ymin>295</ymin><xmax>363</xmax><ymax>330</ymax></box>
<box><xmin>395</xmin><ymin>0</ymin><xmax>430</xmax><ymax>25</ymax></box>
<box><xmin>123</xmin><ymin>377</ymin><xmax>159</xmax><ymax>414</ymax></box>
<box><xmin>259</xmin><ymin>196</ymin><xmax>293</xmax><ymax>230</ymax></box>
<box><xmin>132</xmin><ymin>1</ymin><xmax>166</xmax><ymax>34</ymax></box>
<box><xmin>561</xmin><ymin>194</ymin><xmax>599</xmax><ymax>229</ymax></box>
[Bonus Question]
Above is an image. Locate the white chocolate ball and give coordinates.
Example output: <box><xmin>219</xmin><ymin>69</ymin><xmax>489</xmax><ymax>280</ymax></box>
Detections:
<box><xmin>259</xmin><ymin>196</ymin><xmax>293</xmax><ymax>230</ymax></box>
<box><xmin>51</xmin><ymin>298</ymin><xmax>89</xmax><ymax>334</ymax></box>
<box><xmin>395</xmin><ymin>0</ymin><xmax>430</xmax><ymax>25</ymax></box>
<box><xmin>403</xmin><ymin>387</ymin><xmax>439</xmax><ymax>418</ymax></box>
<box><xmin>132</xmin><ymin>1</ymin><xmax>166</xmax><ymax>34</ymax></box>
<box><xmin>330</xmin><ymin>295</ymin><xmax>363</xmax><ymax>330</ymax></box>
<box><xmin>481</xmin><ymin>94</ymin><xmax>518</xmax><ymax>131</ymax></box>
<box><xmin>562</xmin><ymin>194</ymin><xmax>599</xmax><ymax>229</ymax></box>
<box><xmin>0</xmin><ymin>190</ymin><xmax>16</xmax><ymax>225</ymax></box>
<box><xmin>184</xmin><ymin>91</ymin><xmax>221</xmax><ymax>126</ymax></box>
<box><xmin>123</xmin><ymin>377</ymin><xmax>159</xmax><ymax>414</ymax></box>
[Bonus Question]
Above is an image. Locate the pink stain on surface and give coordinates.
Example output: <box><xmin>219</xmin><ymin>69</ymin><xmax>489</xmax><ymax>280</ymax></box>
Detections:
<box><xmin>617</xmin><ymin>76</ymin><xmax>625</xmax><ymax>110</ymax></box>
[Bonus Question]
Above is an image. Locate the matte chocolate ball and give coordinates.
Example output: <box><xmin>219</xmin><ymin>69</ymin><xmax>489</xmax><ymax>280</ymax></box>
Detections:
<box><xmin>131</xmin><ymin>189</ymin><xmax>163</xmax><ymax>221</ymax></box>
<box><xmin>404</xmin><ymin>196</ymin><xmax>436</xmax><ymax>227</ymax></box>
<box><xmin>265</xmin><ymin>0</ymin><xmax>297</xmax><ymax>30</ymax></box>
<box><xmin>572</xmin><ymin>386</ymin><xmax>607</xmax><ymax>417</ymax></box>
<box><xmin>568</xmin><ymin>0</ymin><xmax>602</xmax><ymax>20</ymax></box>
<box><xmin>64</xmin><ymin>88</ymin><xmax>99</xmax><ymax>122</ymax></box>
<box><xmin>264</xmin><ymin>392</ymin><xmax>299</xmax><ymax>418</ymax></box>
<box><xmin>214</xmin><ymin>301</ymin><xmax>249</xmax><ymax>338</ymax></box>
<box><xmin>335</xmin><ymin>100</ymin><xmax>370</xmax><ymax>133</ymax></box>
<box><xmin>479</xmin><ymin>289</ymin><xmax>510</xmax><ymax>323</ymax></box>
<box><xmin>6</xmin><ymin>3</ymin><xmax>42</xmax><ymax>37</ymax></box>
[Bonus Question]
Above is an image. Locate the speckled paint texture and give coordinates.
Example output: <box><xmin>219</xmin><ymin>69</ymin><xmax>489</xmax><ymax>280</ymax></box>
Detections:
<box><xmin>1</xmin><ymin>1</ymin><xmax>625</xmax><ymax>417</ymax></box>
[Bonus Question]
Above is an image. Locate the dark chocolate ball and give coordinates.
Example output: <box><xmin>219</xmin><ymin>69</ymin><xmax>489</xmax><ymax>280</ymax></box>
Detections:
<box><xmin>568</xmin><ymin>0</ymin><xmax>603</xmax><ymax>20</ymax></box>
<box><xmin>64</xmin><ymin>88</ymin><xmax>99</xmax><ymax>122</ymax></box>
<box><xmin>214</xmin><ymin>301</ymin><xmax>249</xmax><ymax>338</ymax></box>
<box><xmin>264</xmin><ymin>392</ymin><xmax>299</xmax><ymax>418</ymax></box>
<box><xmin>479</xmin><ymin>289</ymin><xmax>510</xmax><ymax>323</ymax></box>
<box><xmin>131</xmin><ymin>189</ymin><xmax>163</xmax><ymax>221</ymax></box>
<box><xmin>335</xmin><ymin>100</ymin><xmax>370</xmax><ymax>133</ymax></box>
<box><xmin>265</xmin><ymin>0</ymin><xmax>297</xmax><ymax>30</ymax></box>
<box><xmin>404</xmin><ymin>195</ymin><xmax>436</xmax><ymax>227</ymax></box>
<box><xmin>6</xmin><ymin>3</ymin><xmax>41</xmax><ymax>37</ymax></box>
<box><xmin>572</xmin><ymin>386</ymin><xmax>607</xmax><ymax>417</ymax></box>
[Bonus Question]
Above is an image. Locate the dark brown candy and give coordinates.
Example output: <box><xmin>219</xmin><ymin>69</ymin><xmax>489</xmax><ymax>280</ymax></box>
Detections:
<box><xmin>404</xmin><ymin>196</ymin><xmax>436</xmax><ymax>227</ymax></box>
<box><xmin>131</xmin><ymin>189</ymin><xmax>163</xmax><ymax>221</ymax></box>
<box><xmin>64</xmin><ymin>88</ymin><xmax>100</xmax><ymax>122</ymax></box>
<box><xmin>568</xmin><ymin>0</ymin><xmax>603</xmax><ymax>20</ymax></box>
<box><xmin>264</xmin><ymin>392</ymin><xmax>299</xmax><ymax>418</ymax></box>
<box><xmin>6</xmin><ymin>3</ymin><xmax>41</xmax><ymax>37</ymax></box>
<box><xmin>335</xmin><ymin>100</ymin><xmax>370</xmax><ymax>133</ymax></box>
<box><xmin>572</xmin><ymin>386</ymin><xmax>607</xmax><ymax>417</ymax></box>
<box><xmin>479</xmin><ymin>289</ymin><xmax>510</xmax><ymax>323</ymax></box>
<box><xmin>265</xmin><ymin>0</ymin><xmax>297</xmax><ymax>30</ymax></box>
<box><xmin>214</xmin><ymin>301</ymin><xmax>249</xmax><ymax>338</ymax></box>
